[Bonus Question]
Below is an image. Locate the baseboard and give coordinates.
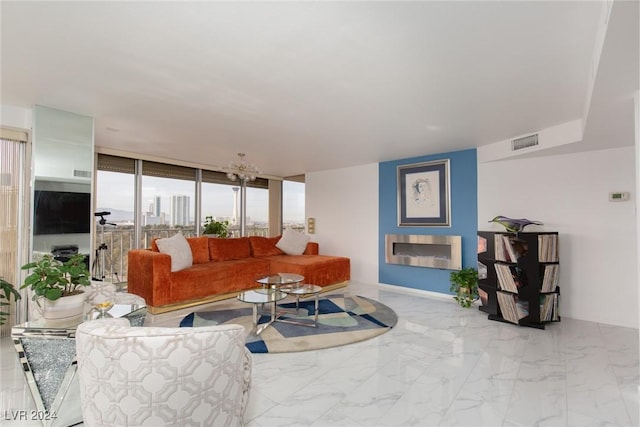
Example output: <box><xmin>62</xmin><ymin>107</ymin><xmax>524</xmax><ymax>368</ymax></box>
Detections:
<box><xmin>377</xmin><ymin>282</ymin><xmax>479</xmax><ymax>306</ymax></box>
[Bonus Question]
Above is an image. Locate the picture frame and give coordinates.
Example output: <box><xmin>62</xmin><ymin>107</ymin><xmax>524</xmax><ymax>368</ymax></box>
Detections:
<box><xmin>397</xmin><ymin>159</ymin><xmax>450</xmax><ymax>226</ymax></box>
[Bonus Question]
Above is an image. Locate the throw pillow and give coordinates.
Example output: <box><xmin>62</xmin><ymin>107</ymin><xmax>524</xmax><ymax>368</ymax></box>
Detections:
<box><xmin>208</xmin><ymin>237</ymin><xmax>252</xmax><ymax>261</ymax></box>
<box><xmin>276</xmin><ymin>228</ymin><xmax>310</xmax><ymax>255</ymax></box>
<box><xmin>187</xmin><ymin>236</ymin><xmax>210</xmax><ymax>264</ymax></box>
<box><xmin>249</xmin><ymin>236</ymin><xmax>284</xmax><ymax>258</ymax></box>
<box><xmin>156</xmin><ymin>233</ymin><xmax>193</xmax><ymax>272</ymax></box>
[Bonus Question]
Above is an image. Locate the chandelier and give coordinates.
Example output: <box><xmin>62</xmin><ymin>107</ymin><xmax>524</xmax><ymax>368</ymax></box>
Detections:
<box><xmin>226</xmin><ymin>153</ymin><xmax>260</xmax><ymax>182</ymax></box>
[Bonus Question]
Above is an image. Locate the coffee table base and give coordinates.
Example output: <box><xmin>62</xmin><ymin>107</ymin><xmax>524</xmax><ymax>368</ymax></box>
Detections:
<box><xmin>239</xmin><ymin>285</ymin><xmax>322</xmax><ymax>336</ymax></box>
<box><xmin>276</xmin><ymin>284</ymin><xmax>322</xmax><ymax>328</ymax></box>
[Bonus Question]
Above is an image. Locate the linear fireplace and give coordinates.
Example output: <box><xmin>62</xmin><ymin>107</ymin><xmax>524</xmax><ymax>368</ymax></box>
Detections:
<box><xmin>385</xmin><ymin>234</ymin><xmax>462</xmax><ymax>270</ymax></box>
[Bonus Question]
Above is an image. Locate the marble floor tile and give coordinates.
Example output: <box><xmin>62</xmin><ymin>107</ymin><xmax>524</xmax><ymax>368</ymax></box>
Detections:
<box><xmin>1</xmin><ymin>280</ymin><xmax>638</xmax><ymax>427</ymax></box>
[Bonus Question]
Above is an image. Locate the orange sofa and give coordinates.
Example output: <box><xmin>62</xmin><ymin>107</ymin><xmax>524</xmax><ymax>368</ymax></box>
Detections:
<box><xmin>127</xmin><ymin>235</ymin><xmax>350</xmax><ymax>313</ymax></box>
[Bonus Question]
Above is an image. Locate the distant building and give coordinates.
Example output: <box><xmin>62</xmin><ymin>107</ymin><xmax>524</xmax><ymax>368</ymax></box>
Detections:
<box><xmin>170</xmin><ymin>195</ymin><xmax>190</xmax><ymax>226</ymax></box>
<box><xmin>154</xmin><ymin>195</ymin><xmax>161</xmax><ymax>217</ymax></box>
<box><xmin>143</xmin><ymin>213</ymin><xmax>161</xmax><ymax>226</ymax></box>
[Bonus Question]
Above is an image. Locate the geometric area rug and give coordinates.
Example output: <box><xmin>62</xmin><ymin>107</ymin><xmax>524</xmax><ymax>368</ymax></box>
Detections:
<box><xmin>179</xmin><ymin>294</ymin><xmax>398</xmax><ymax>354</ymax></box>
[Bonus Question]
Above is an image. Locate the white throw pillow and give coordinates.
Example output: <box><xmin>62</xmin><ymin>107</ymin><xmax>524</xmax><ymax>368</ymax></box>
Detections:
<box><xmin>156</xmin><ymin>233</ymin><xmax>193</xmax><ymax>272</ymax></box>
<box><xmin>276</xmin><ymin>227</ymin><xmax>311</xmax><ymax>255</ymax></box>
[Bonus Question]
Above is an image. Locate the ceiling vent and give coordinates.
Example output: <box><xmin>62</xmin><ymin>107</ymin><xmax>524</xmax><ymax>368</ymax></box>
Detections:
<box><xmin>511</xmin><ymin>134</ymin><xmax>539</xmax><ymax>151</ymax></box>
<box><xmin>74</xmin><ymin>169</ymin><xmax>92</xmax><ymax>178</ymax></box>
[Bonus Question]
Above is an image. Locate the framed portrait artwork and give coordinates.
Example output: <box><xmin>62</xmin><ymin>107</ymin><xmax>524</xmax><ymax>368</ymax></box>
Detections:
<box><xmin>397</xmin><ymin>159</ymin><xmax>450</xmax><ymax>226</ymax></box>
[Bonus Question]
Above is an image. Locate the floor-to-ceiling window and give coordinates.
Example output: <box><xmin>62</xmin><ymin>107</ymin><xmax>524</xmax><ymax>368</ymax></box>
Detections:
<box><xmin>95</xmin><ymin>154</ymin><xmax>286</xmax><ymax>282</ymax></box>
<box><xmin>282</xmin><ymin>179</ymin><xmax>305</xmax><ymax>232</ymax></box>
<box><xmin>201</xmin><ymin>182</ymin><xmax>236</xmax><ymax>229</ymax></box>
<box><xmin>246</xmin><ymin>179</ymin><xmax>269</xmax><ymax>237</ymax></box>
<box><xmin>141</xmin><ymin>161</ymin><xmax>196</xmax><ymax>244</ymax></box>
<box><xmin>95</xmin><ymin>155</ymin><xmax>135</xmax><ymax>282</ymax></box>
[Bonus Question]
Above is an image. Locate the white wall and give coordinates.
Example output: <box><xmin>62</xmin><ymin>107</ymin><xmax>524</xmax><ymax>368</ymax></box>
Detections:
<box><xmin>1</xmin><ymin>104</ymin><xmax>32</xmax><ymax>129</ymax></box>
<box><xmin>306</xmin><ymin>163</ymin><xmax>378</xmax><ymax>284</ymax></box>
<box><xmin>478</xmin><ymin>146</ymin><xmax>638</xmax><ymax>328</ymax></box>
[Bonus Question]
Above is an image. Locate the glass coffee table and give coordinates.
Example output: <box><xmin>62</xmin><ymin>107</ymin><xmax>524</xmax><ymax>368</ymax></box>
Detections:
<box><xmin>255</xmin><ymin>272</ymin><xmax>305</xmax><ymax>291</ymax></box>
<box><xmin>238</xmin><ymin>274</ymin><xmax>323</xmax><ymax>335</ymax></box>
<box><xmin>237</xmin><ymin>289</ymin><xmax>287</xmax><ymax>336</ymax></box>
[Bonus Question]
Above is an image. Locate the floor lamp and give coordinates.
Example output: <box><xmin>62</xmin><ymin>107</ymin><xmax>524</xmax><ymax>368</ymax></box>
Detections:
<box><xmin>226</xmin><ymin>153</ymin><xmax>260</xmax><ymax>237</ymax></box>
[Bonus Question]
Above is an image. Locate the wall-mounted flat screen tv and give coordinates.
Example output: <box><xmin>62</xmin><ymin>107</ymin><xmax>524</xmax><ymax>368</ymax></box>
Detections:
<box><xmin>34</xmin><ymin>190</ymin><xmax>90</xmax><ymax>235</ymax></box>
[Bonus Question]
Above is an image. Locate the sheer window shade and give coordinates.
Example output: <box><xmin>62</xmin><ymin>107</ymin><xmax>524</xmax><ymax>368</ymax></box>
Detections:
<box><xmin>0</xmin><ymin>137</ymin><xmax>24</xmax><ymax>336</ymax></box>
<box><xmin>0</xmin><ymin>128</ymin><xmax>28</xmax><ymax>143</ymax></box>
<box><xmin>142</xmin><ymin>161</ymin><xmax>196</xmax><ymax>181</ymax></box>
<box><xmin>98</xmin><ymin>154</ymin><xmax>268</xmax><ymax>188</ymax></box>
<box><xmin>97</xmin><ymin>154</ymin><xmax>135</xmax><ymax>174</ymax></box>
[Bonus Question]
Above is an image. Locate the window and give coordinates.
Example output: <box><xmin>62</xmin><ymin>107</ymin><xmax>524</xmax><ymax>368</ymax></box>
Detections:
<box><xmin>141</xmin><ymin>161</ymin><xmax>196</xmax><ymax>243</ymax></box>
<box><xmin>246</xmin><ymin>186</ymin><xmax>269</xmax><ymax>236</ymax></box>
<box><xmin>95</xmin><ymin>170</ymin><xmax>134</xmax><ymax>282</ymax></box>
<box><xmin>283</xmin><ymin>180</ymin><xmax>305</xmax><ymax>232</ymax></box>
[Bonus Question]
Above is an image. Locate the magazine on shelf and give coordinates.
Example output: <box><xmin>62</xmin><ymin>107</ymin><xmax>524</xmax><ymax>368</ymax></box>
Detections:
<box><xmin>478</xmin><ymin>288</ymin><xmax>489</xmax><ymax>306</ymax></box>
<box><xmin>494</xmin><ymin>234</ymin><xmax>529</xmax><ymax>262</ymax></box>
<box><xmin>494</xmin><ymin>264</ymin><xmax>526</xmax><ymax>292</ymax></box>
<box><xmin>478</xmin><ymin>262</ymin><xmax>488</xmax><ymax>280</ymax></box>
<box><xmin>540</xmin><ymin>294</ymin><xmax>558</xmax><ymax>322</ymax></box>
<box><xmin>541</xmin><ymin>264</ymin><xmax>559</xmax><ymax>292</ymax></box>
<box><xmin>497</xmin><ymin>291</ymin><xmax>529</xmax><ymax>324</ymax></box>
<box><xmin>538</xmin><ymin>234</ymin><xmax>559</xmax><ymax>262</ymax></box>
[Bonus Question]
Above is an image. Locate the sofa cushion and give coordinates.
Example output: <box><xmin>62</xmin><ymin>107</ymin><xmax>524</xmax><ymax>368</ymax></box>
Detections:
<box><xmin>209</xmin><ymin>237</ymin><xmax>251</xmax><ymax>261</ymax></box>
<box><xmin>170</xmin><ymin>258</ymin><xmax>270</xmax><ymax>301</ymax></box>
<box><xmin>188</xmin><ymin>236</ymin><xmax>210</xmax><ymax>264</ymax></box>
<box><xmin>155</xmin><ymin>233</ymin><xmax>193</xmax><ymax>272</ymax></box>
<box><xmin>276</xmin><ymin>228</ymin><xmax>310</xmax><ymax>255</ymax></box>
<box><xmin>267</xmin><ymin>254</ymin><xmax>350</xmax><ymax>286</ymax></box>
<box><xmin>249</xmin><ymin>236</ymin><xmax>284</xmax><ymax>258</ymax></box>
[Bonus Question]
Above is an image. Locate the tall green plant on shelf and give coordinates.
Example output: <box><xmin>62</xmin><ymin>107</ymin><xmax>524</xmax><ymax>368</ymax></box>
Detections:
<box><xmin>450</xmin><ymin>267</ymin><xmax>479</xmax><ymax>308</ymax></box>
<box><xmin>0</xmin><ymin>278</ymin><xmax>21</xmax><ymax>325</ymax></box>
<box><xmin>202</xmin><ymin>216</ymin><xmax>230</xmax><ymax>238</ymax></box>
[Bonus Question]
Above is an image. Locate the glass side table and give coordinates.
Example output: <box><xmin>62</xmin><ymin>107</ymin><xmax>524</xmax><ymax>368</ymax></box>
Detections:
<box><xmin>255</xmin><ymin>273</ymin><xmax>304</xmax><ymax>291</ymax></box>
<box><xmin>237</xmin><ymin>290</ymin><xmax>287</xmax><ymax>336</ymax></box>
<box><xmin>11</xmin><ymin>303</ymin><xmax>146</xmax><ymax>427</ymax></box>
<box><xmin>278</xmin><ymin>284</ymin><xmax>323</xmax><ymax>327</ymax></box>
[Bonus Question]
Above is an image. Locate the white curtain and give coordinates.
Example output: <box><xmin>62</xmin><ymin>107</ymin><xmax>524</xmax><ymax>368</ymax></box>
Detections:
<box><xmin>0</xmin><ymin>133</ymin><xmax>27</xmax><ymax>336</ymax></box>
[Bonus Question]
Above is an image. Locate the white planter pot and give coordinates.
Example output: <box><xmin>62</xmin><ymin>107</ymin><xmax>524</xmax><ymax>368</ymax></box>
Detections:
<box><xmin>42</xmin><ymin>292</ymin><xmax>86</xmax><ymax>320</ymax></box>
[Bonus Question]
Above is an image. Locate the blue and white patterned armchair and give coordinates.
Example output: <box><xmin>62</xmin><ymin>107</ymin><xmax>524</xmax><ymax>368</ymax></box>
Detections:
<box><xmin>75</xmin><ymin>318</ymin><xmax>251</xmax><ymax>426</ymax></box>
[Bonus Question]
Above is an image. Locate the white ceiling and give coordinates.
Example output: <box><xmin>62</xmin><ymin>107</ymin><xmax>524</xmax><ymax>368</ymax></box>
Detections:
<box><xmin>1</xmin><ymin>1</ymin><xmax>638</xmax><ymax>178</ymax></box>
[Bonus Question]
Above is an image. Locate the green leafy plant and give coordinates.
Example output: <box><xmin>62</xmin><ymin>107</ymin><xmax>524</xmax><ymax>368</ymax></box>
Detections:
<box><xmin>450</xmin><ymin>267</ymin><xmax>479</xmax><ymax>308</ymax></box>
<box><xmin>21</xmin><ymin>254</ymin><xmax>91</xmax><ymax>301</ymax></box>
<box><xmin>203</xmin><ymin>216</ymin><xmax>230</xmax><ymax>237</ymax></box>
<box><xmin>0</xmin><ymin>277</ymin><xmax>21</xmax><ymax>325</ymax></box>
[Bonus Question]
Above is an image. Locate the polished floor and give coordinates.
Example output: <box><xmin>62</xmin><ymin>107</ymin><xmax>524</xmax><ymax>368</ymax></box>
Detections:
<box><xmin>2</xmin><ymin>281</ymin><xmax>638</xmax><ymax>426</ymax></box>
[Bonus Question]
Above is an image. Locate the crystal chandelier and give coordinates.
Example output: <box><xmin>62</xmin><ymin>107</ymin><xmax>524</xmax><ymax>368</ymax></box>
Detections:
<box><xmin>226</xmin><ymin>153</ymin><xmax>260</xmax><ymax>182</ymax></box>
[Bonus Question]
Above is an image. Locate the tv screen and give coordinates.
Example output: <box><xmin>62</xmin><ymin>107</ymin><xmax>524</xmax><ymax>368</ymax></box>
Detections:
<box><xmin>34</xmin><ymin>190</ymin><xmax>91</xmax><ymax>235</ymax></box>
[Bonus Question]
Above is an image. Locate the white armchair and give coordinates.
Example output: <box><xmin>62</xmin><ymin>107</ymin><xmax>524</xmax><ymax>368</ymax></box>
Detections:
<box><xmin>75</xmin><ymin>318</ymin><xmax>251</xmax><ymax>426</ymax></box>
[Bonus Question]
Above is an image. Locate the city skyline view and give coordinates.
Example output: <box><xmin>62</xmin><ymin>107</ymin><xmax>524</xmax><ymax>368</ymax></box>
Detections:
<box><xmin>96</xmin><ymin>171</ymin><xmax>305</xmax><ymax>225</ymax></box>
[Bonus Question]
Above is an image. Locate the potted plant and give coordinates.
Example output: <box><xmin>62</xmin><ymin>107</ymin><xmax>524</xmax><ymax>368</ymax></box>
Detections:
<box><xmin>21</xmin><ymin>254</ymin><xmax>91</xmax><ymax>319</ymax></box>
<box><xmin>0</xmin><ymin>277</ymin><xmax>21</xmax><ymax>325</ymax></box>
<box><xmin>450</xmin><ymin>267</ymin><xmax>479</xmax><ymax>308</ymax></box>
<box><xmin>203</xmin><ymin>216</ymin><xmax>230</xmax><ymax>238</ymax></box>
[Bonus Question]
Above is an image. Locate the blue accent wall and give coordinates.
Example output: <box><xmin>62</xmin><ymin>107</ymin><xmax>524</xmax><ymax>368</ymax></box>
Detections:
<box><xmin>379</xmin><ymin>149</ymin><xmax>478</xmax><ymax>294</ymax></box>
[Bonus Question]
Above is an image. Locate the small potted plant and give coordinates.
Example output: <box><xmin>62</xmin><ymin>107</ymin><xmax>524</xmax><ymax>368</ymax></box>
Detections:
<box><xmin>203</xmin><ymin>216</ymin><xmax>230</xmax><ymax>238</ymax></box>
<box><xmin>450</xmin><ymin>267</ymin><xmax>479</xmax><ymax>308</ymax></box>
<box><xmin>21</xmin><ymin>253</ymin><xmax>91</xmax><ymax>319</ymax></box>
<box><xmin>0</xmin><ymin>277</ymin><xmax>21</xmax><ymax>325</ymax></box>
